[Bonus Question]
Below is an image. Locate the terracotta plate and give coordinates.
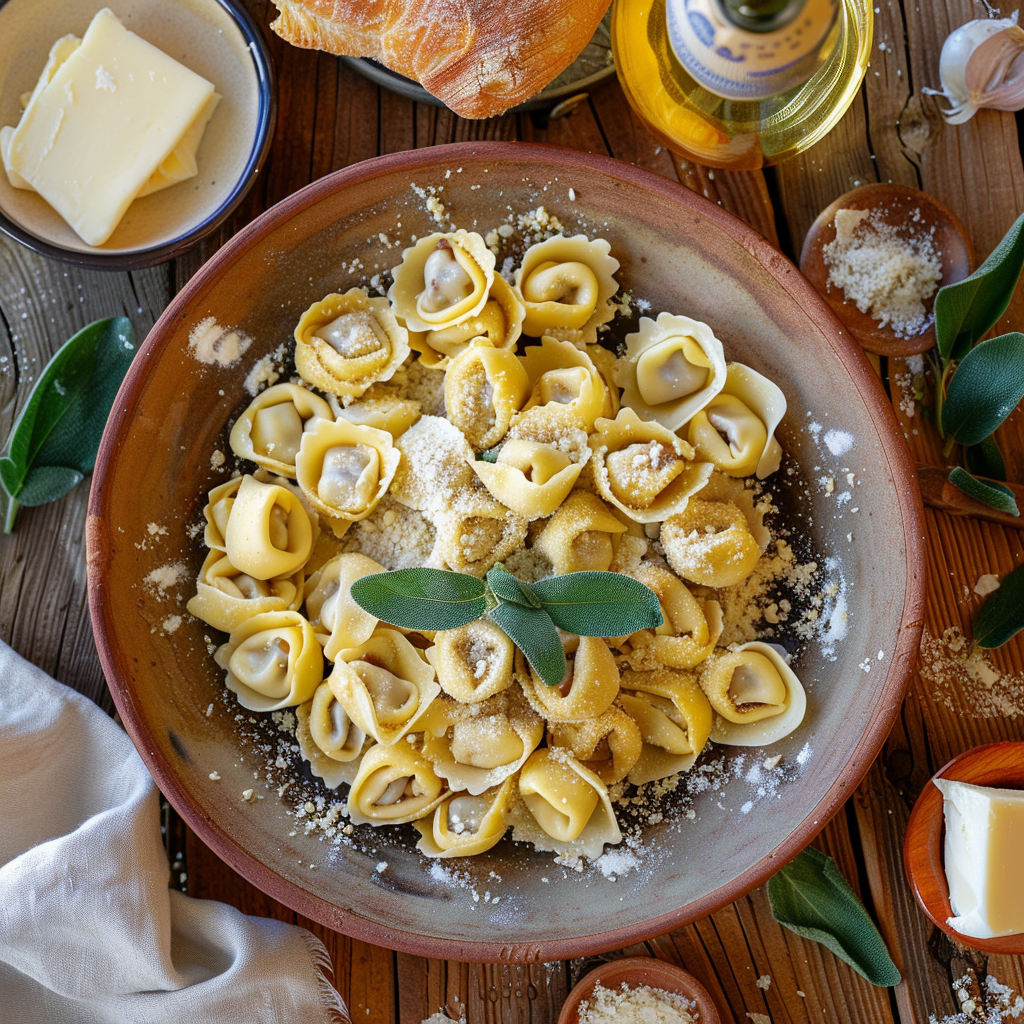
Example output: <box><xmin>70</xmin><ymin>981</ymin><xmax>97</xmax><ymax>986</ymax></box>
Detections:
<box><xmin>87</xmin><ymin>142</ymin><xmax>925</xmax><ymax>963</ymax></box>
<box><xmin>904</xmin><ymin>741</ymin><xmax>1024</xmax><ymax>954</ymax></box>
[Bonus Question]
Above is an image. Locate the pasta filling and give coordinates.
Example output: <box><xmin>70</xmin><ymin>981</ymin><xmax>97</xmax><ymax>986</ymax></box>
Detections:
<box><xmin>314</xmin><ymin>309</ymin><xmax>389</xmax><ymax>359</ymax></box>
<box><xmin>250</xmin><ymin>402</ymin><xmax>304</xmax><ymax>462</ymax></box>
<box><xmin>635</xmin><ymin>337</ymin><xmax>709</xmax><ymax>406</ymax></box>
<box><xmin>354</xmin><ymin>662</ymin><xmax>418</xmax><ymax>724</ymax></box>
<box><xmin>420</xmin><ymin>241</ymin><xmax>475</xmax><ymax>313</ymax></box>
<box><xmin>447</xmin><ymin>794</ymin><xmax>490</xmax><ymax>834</ymax></box>
<box><xmin>318</xmin><ymin>444</ymin><xmax>378</xmax><ymax>511</ymax></box>
<box><xmin>218</xmin><ymin>573</ymin><xmax>271</xmax><ymax>600</ymax></box>
<box><xmin>230</xmin><ymin>635</ymin><xmax>290</xmax><ymax>693</ymax></box>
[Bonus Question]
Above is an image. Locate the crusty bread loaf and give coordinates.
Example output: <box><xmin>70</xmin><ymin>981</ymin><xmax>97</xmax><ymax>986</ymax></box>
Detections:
<box><xmin>269</xmin><ymin>0</ymin><xmax>611</xmax><ymax>118</ymax></box>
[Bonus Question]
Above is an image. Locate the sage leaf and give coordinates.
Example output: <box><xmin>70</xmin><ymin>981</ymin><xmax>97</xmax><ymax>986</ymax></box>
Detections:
<box><xmin>948</xmin><ymin>467</ymin><xmax>1019</xmax><ymax>516</ymax></box>
<box><xmin>0</xmin><ymin>316</ymin><xmax>136</xmax><ymax>531</ymax></box>
<box><xmin>489</xmin><ymin>600</ymin><xmax>566</xmax><ymax>687</ymax></box>
<box><xmin>935</xmin><ymin>210</ymin><xmax>1024</xmax><ymax>362</ymax></box>
<box><xmin>768</xmin><ymin>848</ymin><xmax>902</xmax><ymax>987</ymax></box>
<box><xmin>530</xmin><ymin>572</ymin><xmax>664</xmax><ymax>636</ymax></box>
<box><xmin>974</xmin><ymin>562</ymin><xmax>1024</xmax><ymax>648</ymax></box>
<box><xmin>486</xmin><ymin>565</ymin><xmax>541</xmax><ymax>608</ymax></box>
<box><xmin>941</xmin><ymin>333</ymin><xmax>1024</xmax><ymax>445</ymax></box>
<box><xmin>965</xmin><ymin>434</ymin><xmax>1007</xmax><ymax>481</ymax></box>
<box><xmin>350</xmin><ymin>568</ymin><xmax>487</xmax><ymax>631</ymax></box>
<box><xmin>478</xmin><ymin>447</ymin><xmax>500</xmax><ymax>463</ymax></box>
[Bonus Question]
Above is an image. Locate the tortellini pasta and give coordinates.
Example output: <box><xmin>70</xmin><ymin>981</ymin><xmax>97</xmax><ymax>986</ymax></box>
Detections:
<box><xmin>660</xmin><ymin>499</ymin><xmax>762</xmax><ymax>588</ymax></box>
<box><xmin>346</xmin><ymin>742</ymin><xmax>447</xmax><ymax>825</ymax></box>
<box><xmin>304</xmin><ymin>552</ymin><xmax>385</xmax><ymax>661</ymax></box>
<box><xmin>214</xmin><ymin>610</ymin><xmax>323</xmax><ymax>712</ymax></box>
<box><xmin>589</xmin><ymin>408</ymin><xmax>713</xmax><ymax>524</ymax></box>
<box><xmin>328</xmin><ymin>627</ymin><xmax>441</xmax><ymax>745</ymax></box>
<box><xmin>332</xmin><ymin>394</ymin><xmax>421</xmax><ymax>438</ymax></box>
<box><xmin>425</xmin><ymin>619</ymin><xmax>515</xmax><ymax>703</ymax></box>
<box><xmin>470</xmin><ymin>439</ymin><xmax>582</xmax><ymax>520</ymax></box>
<box><xmin>296</xmin><ymin>418</ymin><xmax>400</xmax><ymax>527</ymax></box>
<box><xmin>414</xmin><ymin>777</ymin><xmax>516</xmax><ymax>858</ymax></box>
<box><xmin>518</xmin><ymin>635</ymin><xmax>620</xmax><ymax>723</ymax></box>
<box><xmin>514</xmin><ymin>235</ymin><xmax>619</xmax><ymax>343</ymax></box>
<box><xmin>202</xmin><ymin>476</ymin><xmax>241</xmax><ymax>552</ymax></box>
<box><xmin>516</xmin><ymin>337</ymin><xmax>613</xmax><ymax>432</ymax></box>
<box><xmin>433</xmin><ymin>493</ymin><xmax>527</xmax><ymax>577</ymax></box>
<box><xmin>614</xmin><ymin>312</ymin><xmax>727</xmax><ymax>431</ymax></box>
<box><xmin>389</xmin><ymin>230</ymin><xmax>495</xmax><ymax>333</ymax></box>
<box><xmin>229</xmin><ymin>383</ymin><xmax>333</xmax><ymax>478</ymax></box>
<box><xmin>513</xmin><ymin>749</ymin><xmax>622</xmax><ymax>858</ymax></box>
<box><xmin>548</xmin><ymin>706</ymin><xmax>643</xmax><ymax>784</ymax></box>
<box><xmin>686</xmin><ymin>363</ymin><xmax>787</xmax><ymax>479</ymax></box>
<box><xmin>294</xmin><ymin>288</ymin><xmax>409</xmax><ymax>399</ymax></box>
<box><xmin>532</xmin><ymin>491</ymin><xmax>628</xmax><ymax>574</ymax></box>
<box><xmin>699</xmin><ymin>642</ymin><xmax>806</xmax><ymax>747</ymax></box>
<box><xmin>295</xmin><ymin>682</ymin><xmax>370</xmax><ymax>789</ymax></box>
<box><xmin>443</xmin><ymin>341</ymin><xmax>529</xmax><ymax>451</ymax></box>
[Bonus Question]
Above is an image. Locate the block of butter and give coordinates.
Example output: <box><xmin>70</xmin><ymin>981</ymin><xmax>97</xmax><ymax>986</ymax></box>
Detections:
<box><xmin>935</xmin><ymin>777</ymin><xmax>1024</xmax><ymax>939</ymax></box>
<box><xmin>0</xmin><ymin>8</ymin><xmax>218</xmax><ymax>246</ymax></box>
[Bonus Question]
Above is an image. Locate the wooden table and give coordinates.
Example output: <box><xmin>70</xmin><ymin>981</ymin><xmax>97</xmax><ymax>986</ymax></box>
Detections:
<box><xmin>2</xmin><ymin>2</ymin><xmax>1023</xmax><ymax>1021</ymax></box>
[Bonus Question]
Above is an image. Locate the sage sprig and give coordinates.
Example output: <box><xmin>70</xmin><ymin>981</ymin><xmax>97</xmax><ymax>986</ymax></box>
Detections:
<box><xmin>973</xmin><ymin>563</ymin><xmax>1024</xmax><ymax>648</ymax></box>
<box><xmin>948</xmin><ymin>467</ymin><xmax>1020</xmax><ymax>516</ymax></box>
<box><xmin>768</xmin><ymin>848</ymin><xmax>902</xmax><ymax>987</ymax></box>
<box><xmin>350</xmin><ymin>564</ymin><xmax>663</xmax><ymax>687</ymax></box>
<box><xmin>0</xmin><ymin>317</ymin><xmax>136</xmax><ymax>532</ymax></box>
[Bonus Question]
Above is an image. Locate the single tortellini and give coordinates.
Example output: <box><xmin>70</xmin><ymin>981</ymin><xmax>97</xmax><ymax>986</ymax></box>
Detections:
<box><xmin>589</xmin><ymin>408</ymin><xmax>713</xmax><ymax>524</ymax></box>
<box><xmin>202</xmin><ymin>476</ymin><xmax>242</xmax><ymax>552</ymax></box>
<box><xmin>686</xmin><ymin>363</ymin><xmax>787</xmax><ymax>479</ymax></box>
<box><xmin>186</xmin><ymin>550</ymin><xmax>303</xmax><ymax>633</ymax></box>
<box><xmin>425</xmin><ymin>619</ymin><xmax>515</xmax><ymax>703</ymax></box>
<box><xmin>391</xmin><ymin>415</ymin><xmax>477</xmax><ymax>517</ymax></box>
<box><xmin>660</xmin><ymin>499</ymin><xmax>761</xmax><ymax>588</ymax></box>
<box><xmin>513</xmin><ymin>235</ymin><xmax>619</xmax><ymax>343</ymax></box>
<box><xmin>214</xmin><ymin>610</ymin><xmax>323</xmax><ymax>712</ymax></box>
<box><xmin>548</xmin><ymin>705</ymin><xmax>643</xmax><ymax>784</ymax></box>
<box><xmin>296</xmin><ymin>418</ymin><xmax>400</xmax><ymax>527</ymax></box>
<box><xmin>389</xmin><ymin>230</ymin><xmax>496</xmax><ymax>333</ymax></box>
<box><xmin>618</xmin><ymin>668</ymin><xmax>713</xmax><ymax>785</ymax></box>
<box><xmin>346</xmin><ymin>742</ymin><xmax>447</xmax><ymax>825</ymax></box>
<box><xmin>331</xmin><ymin>394</ymin><xmax>421</xmax><ymax>439</ymax></box>
<box><xmin>513</xmin><ymin>749</ymin><xmax>622</xmax><ymax>858</ymax></box>
<box><xmin>614</xmin><ymin>312</ymin><xmax>727</xmax><ymax>431</ymax></box>
<box><xmin>294</xmin><ymin>288</ymin><xmax>410</xmax><ymax>399</ymax></box>
<box><xmin>433</xmin><ymin>493</ymin><xmax>528</xmax><ymax>578</ymax></box>
<box><xmin>409</xmin><ymin>274</ymin><xmax>525</xmax><ymax>369</ymax></box>
<box><xmin>470</xmin><ymin>439</ymin><xmax>583</xmax><ymax>520</ymax></box>
<box><xmin>699</xmin><ymin>642</ymin><xmax>806</xmax><ymax>747</ymax></box>
<box><xmin>223</xmin><ymin>474</ymin><xmax>318</xmax><ymax>581</ymax></box>
<box><xmin>304</xmin><ymin>552</ymin><xmax>385</xmax><ymax>661</ymax></box>
<box><xmin>443</xmin><ymin>340</ymin><xmax>529</xmax><ymax>451</ymax></box>
<box><xmin>422</xmin><ymin>693</ymin><xmax>544</xmax><ymax>794</ymax></box>
<box><xmin>515</xmin><ymin>337</ymin><xmax>613</xmax><ymax>432</ymax></box>
<box><xmin>228</xmin><ymin>383</ymin><xmax>333</xmax><ymax>478</ymax></box>
<box><xmin>414</xmin><ymin>777</ymin><xmax>516</xmax><ymax>858</ymax></box>
<box><xmin>327</xmin><ymin>627</ymin><xmax>441</xmax><ymax>745</ymax></box>
<box><xmin>518</xmin><ymin>635</ymin><xmax>620</xmax><ymax>723</ymax></box>
<box><xmin>618</xmin><ymin>563</ymin><xmax>723</xmax><ymax>671</ymax></box>
<box><xmin>295</xmin><ymin>682</ymin><xmax>370</xmax><ymax>789</ymax></box>
<box><xmin>532</xmin><ymin>491</ymin><xmax>628</xmax><ymax>574</ymax></box>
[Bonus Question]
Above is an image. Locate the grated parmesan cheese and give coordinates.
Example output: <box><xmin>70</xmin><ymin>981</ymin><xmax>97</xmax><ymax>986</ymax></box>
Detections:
<box><xmin>576</xmin><ymin>980</ymin><xmax>696</xmax><ymax>1024</ymax></box>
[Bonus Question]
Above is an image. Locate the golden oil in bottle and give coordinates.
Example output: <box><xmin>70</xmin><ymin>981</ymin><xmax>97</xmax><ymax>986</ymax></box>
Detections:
<box><xmin>612</xmin><ymin>0</ymin><xmax>873</xmax><ymax>170</ymax></box>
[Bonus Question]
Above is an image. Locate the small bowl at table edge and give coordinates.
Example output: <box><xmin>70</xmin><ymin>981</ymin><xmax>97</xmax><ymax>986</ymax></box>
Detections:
<box><xmin>557</xmin><ymin>957</ymin><xmax>722</xmax><ymax>1024</ymax></box>
<box><xmin>903</xmin><ymin>740</ymin><xmax>1024</xmax><ymax>954</ymax></box>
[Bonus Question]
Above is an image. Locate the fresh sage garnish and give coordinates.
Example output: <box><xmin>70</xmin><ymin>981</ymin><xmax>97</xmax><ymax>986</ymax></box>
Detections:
<box><xmin>935</xmin><ymin>210</ymin><xmax>1024</xmax><ymax>362</ymax></box>
<box><xmin>940</xmin><ymin>332</ymin><xmax>1024</xmax><ymax>445</ymax></box>
<box><xmin>964</xmin><ymin>434</ymin><xmax>1007</xmax><ymax>481</ymax></box>
<box><xmin>974</xmin><ymin>563</ymin><xmax>1024</xmax><ymax>648</ymax></box>
<box><xmin>350</xmin><ymin>565</ymin><xmax>663</xmax><ymax>687</ymax></box>
<box><xmin>948</xmin><ymin>467</ymin><xmax>1020</xmax><ymax>516</ymax></box>
<box><xmin>767</xmin><ymin>848</ymin><xmax>902</xmax><ymax>988</ymax></box>
<box><xmin>0</xmin><ymin>316</ymin><xmax>136</xmax><ymax>532</ymax></box>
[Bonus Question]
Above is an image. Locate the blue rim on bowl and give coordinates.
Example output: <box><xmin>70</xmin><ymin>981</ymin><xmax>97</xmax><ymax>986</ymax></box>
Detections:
<box><xmin>0</xmin><ymin>0</ymin><xmax>275</xmax><ymax>270</ymax></box>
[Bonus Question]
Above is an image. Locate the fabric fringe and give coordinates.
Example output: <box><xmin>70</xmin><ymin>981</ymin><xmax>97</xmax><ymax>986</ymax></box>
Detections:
<box><xmin>300</xmin><ymin>931</ymin><xmax>352</xmax><ymax>1024</ymax></box>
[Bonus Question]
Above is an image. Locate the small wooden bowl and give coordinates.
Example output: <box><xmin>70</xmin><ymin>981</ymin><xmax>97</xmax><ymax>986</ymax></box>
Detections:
<box><xmin>904</xmin><ymin>741</ymin><xmax>1024</xmax><ymax>954</ymax></box>
<box><xmin>800</xmin><ymin>183</ymin><xmax>973</xmax><ymax>357</ymax></box>
<box><xmin>558</xmin><ymin>958</ymin><xmax>721</xmax><ymax>1024</ymax></box>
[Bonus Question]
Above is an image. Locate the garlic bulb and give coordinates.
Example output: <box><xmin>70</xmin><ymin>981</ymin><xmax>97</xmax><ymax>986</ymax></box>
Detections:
<box><xmin>939</xmin><ymin>13</ymin><xmax>1024</xmax><ymax>123</ymax></box>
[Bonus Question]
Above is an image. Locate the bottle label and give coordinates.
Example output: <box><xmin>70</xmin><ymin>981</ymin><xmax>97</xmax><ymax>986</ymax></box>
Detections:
<box><xmin>666</xmin><ymin>0</ymin><xmax>838</xmax><ymax>100</ymax></box>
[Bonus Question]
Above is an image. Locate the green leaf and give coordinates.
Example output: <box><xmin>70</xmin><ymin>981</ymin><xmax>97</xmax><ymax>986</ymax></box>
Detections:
<box><xmin>486</xmin><ymin>565</ymin><xmax>541</xmax><ymax>608</ymax></box>
<box><xmin>935</xmin><ymin>211</ymin><xmax>1024</xmax><ymax>362</ymax></box>
<box><xmin>974</xmin><ymin>562</ymin><xmax>1024</xmax><ymax>648</ymax></box>
<box><xmin>0</xmin><ymin>317</ymin><xmax>136</xmax><ymax>530</ymax></box>
<box><xmin>768</xmin><ymin>848</ymin><xmax>902</xmax><ymax>987</ymax></box>
<box><xmin>530</xmin><ymin>571</ymin><xmax>664</xmax><ymax>636</ymax></box>
<box><xmin>350</xmin><ymin>568</ymin><xmax>487</xmax><ymax>631</ymax></box>
<box><xmin>478</xmin><ymin>447</ymin><xmax>501</xmax><ymax>463</ymax></box>
<box><xmin>941</xmin><ymin>333</ymin><xmax>1024</xmax><ymax>445</ymax></box>
<box><xmin>948</xmin><ymin>467</ymin><xmax>1019</xmax><ymax>516</ymax></box>
<box><xmin>965</xmin><ymin>434</ymin><xmax>1007</xmax><ymax>481</ymax></box>
<box><xmin>488</xmin><ymin>600</ymin><xmax>566</xmax><ymax>687</ymax></box>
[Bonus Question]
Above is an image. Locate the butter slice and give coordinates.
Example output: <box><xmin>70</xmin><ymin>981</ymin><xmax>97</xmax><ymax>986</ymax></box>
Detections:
<box><xmin>2</xmin><ymin>8</ymin><xmax>216</xmax><ymax>246</ymax></box>
<box><xmin>935</xmin><ymin>777</ymin><xmax>1024</xmax><ymax>939</ymax></box>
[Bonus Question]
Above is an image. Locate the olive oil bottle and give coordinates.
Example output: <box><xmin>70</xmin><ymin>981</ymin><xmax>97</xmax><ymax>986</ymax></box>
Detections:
<box><xmin>612</xmin><ymin>0</ymin><xmax>872</xmax><ymax>169</ymax></box>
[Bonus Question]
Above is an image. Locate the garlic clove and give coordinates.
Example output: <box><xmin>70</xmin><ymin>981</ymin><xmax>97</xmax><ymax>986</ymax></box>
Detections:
<box><xmin>939</xmin><ymin>14</ymin><xmax>1024</xmax><ymax>123</ymax></box>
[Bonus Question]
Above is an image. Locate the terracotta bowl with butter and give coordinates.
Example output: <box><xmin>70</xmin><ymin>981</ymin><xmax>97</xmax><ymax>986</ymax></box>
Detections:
<box><xmin>87</xmin><ymin>142</ymin><xmax>926</xmax><ymax>962</ymax></box>
<box><xmin>0</xmin><ymin>0</ymin><xmax>274</xmax><ymax>269</ymax></box>
<box><xmin>904</xmin><ymin>741</ymin><xmax>1024</xmax><ymax>954</ymax></box>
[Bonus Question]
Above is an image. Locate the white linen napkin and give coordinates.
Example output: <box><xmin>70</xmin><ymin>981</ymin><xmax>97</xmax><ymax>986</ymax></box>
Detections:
<box><xmin>0</xmin><ymin>641</ymin><xmax>350</xmax><ymax>1024</ymax></box>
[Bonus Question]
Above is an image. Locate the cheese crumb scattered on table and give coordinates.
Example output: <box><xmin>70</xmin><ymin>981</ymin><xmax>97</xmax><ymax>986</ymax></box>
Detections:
<box><xmin>975</xmin><ymin>574</ymin><xmax>1000</xmax><ymax>596</ymax></box>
